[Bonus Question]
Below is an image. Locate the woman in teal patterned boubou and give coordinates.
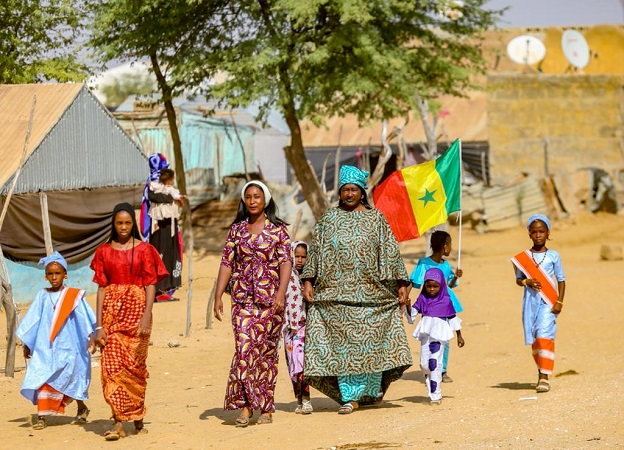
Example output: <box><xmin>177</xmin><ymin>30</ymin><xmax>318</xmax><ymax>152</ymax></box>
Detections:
<box><xmin>302</xmin><ymin>165</ymin><xmax>413</xmax><ymax>415</ymax></box>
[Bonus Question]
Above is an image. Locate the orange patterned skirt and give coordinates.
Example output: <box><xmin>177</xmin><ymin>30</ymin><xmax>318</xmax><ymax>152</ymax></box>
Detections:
<box><xmin>101</xmin><ymin>284</ymin><xmax>150</xmax><ymax>421</ymax></box>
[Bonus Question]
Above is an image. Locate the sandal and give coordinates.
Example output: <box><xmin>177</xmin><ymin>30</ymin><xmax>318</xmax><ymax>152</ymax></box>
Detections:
<box><xmin>536</xmin><ymin>378</ymin><xmax>550</xmax><ymax>393</ymax></box>
<box><xmin>134</xmin><ymin>427</ymin><xmax>148</xmax><ymax>435</ymax></box>
<box><xmin>71</xmin><ymin>408</ymin><xmax>90</xmax><ymax>425</ymax></box>
<box><xmin>257</xmin><ymin>413</ymin><xmax>273</xmax><ymax>424</ymax></box>
<box><xmin>104</xmin><ymin>423</ymin><xmax>126</xmax><ymax>441</ymax></box>
<box><xmin>294</xmin><ymin>404</ymin><xmax>303</xmax><ymax>414</ymax></box>
<box><xmin>301</xmin><ymin>400</ymin><xmax>313</xmax><ymax>415</ymax></box>
<box><xmin>32</xmin><ymin>417</ymin><xmax>46</xmax><ymax>430</ymax></box>
<box><xmin>235</xmin><ymin>410</ymin><xmax>253</xmax><ymax>428</ymax></box>
<box><xmin>338</xmin><ymin>402</ymin><xmax>358</xmax><ymax>415</ymax></box>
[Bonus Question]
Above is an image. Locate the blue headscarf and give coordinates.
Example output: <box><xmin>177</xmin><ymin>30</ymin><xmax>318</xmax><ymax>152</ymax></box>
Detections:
<box><xmin>338</xmin><ymin>165</ymin><xmax>369</xmax><ymax>190</ymax></box>
<box><xmin>140</xmin><ymin>153</ymin><xmax>170</xmax><ymax>240</ymax></box>
<box><xmin>526</xmin><ymin>214</ymin><xmax>550</xmax><ymax>230</ymax></box>
<box><xmin>38</xmin><ymin>251</ymin><xmax>67</xmax><ymax>271</ymax></box>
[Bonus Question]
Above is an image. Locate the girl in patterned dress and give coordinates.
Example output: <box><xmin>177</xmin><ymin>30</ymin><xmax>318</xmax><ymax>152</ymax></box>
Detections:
<box><xmin>408</xmin><ymin>267</ymin><xmax>464</xmax><ymax>405</ymax></box>
<box><xmin>214</xmin><ymin>180</ymin><xmax>292</xmax><ymax>427</ymax></box>
<box><xmin>92</xmin><ymin>203</ymin><xmax>168</xmax><ymax>440</ymax></box>
<box><xmin>283</xmin><ymin>241</ymin><xmax>312</xmax><ymax>414</ymax></box>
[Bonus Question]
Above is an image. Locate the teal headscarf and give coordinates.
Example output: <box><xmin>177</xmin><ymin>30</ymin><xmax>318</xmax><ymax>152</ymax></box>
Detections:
<box><xmin>338</xmin><ymin>165</ymin><xmax>369</xmax><ymax>190</ymax></box>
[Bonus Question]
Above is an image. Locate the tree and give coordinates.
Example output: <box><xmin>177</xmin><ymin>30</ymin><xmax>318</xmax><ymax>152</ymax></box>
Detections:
<box><xmin>0</xmin><ymin>0</ymin><xmax>87</xmax><ymax>83</ymax></box>
<box><xmin>88</xmin><ymin>0</ymin><xmax>228</xmax><ymax>336</ymax></box>
<box><xmin>202</xmin><ymin>0</ymin><xmax>500</xmax><ymax>219</ymax></box>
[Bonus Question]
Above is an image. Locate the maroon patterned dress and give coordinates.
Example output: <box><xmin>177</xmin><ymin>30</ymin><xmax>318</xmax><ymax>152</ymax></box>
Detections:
<box><xmin>220</xmin><ymin>218</ymin><xmax>291</xmax><ymax>412</ymax></box>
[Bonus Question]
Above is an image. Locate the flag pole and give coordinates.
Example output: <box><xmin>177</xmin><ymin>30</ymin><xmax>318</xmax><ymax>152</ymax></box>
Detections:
<box><xmin>456</xmin><ymin>139</ymin><xmax>463</xmax><ymax>270</ymax></box>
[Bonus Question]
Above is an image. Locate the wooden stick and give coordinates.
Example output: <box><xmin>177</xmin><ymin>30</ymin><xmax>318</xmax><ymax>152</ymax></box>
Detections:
<box><xmin>291</xmin><ymin>209</ymin><xmax>303</xmax><ymax>241</ymax></box>
<box><xmin>205</xmin><ymin>281</ymin><xmax>216</xmax><ymax>330</ymax></box>
<box><xmin>39</xmin><ymin>192</ymin><xmax>53</xmax><ymax>256</ymax></box>
<box><xmin>333</xmin><ymin>124</ymin><xmax>343</xmax><ymax>196</ymax></box>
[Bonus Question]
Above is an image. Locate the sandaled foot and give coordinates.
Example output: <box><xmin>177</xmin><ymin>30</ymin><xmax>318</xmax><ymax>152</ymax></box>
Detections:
<box><xmin>235</xmin><ymin>408</ymin><xmax>253</xmax><ymax>428</ymax></box>
<box><xmin>301</xmin><ymin>400</ymin><xmax>313</xmax><ymax>415</ymax></box>
<box><xmin>71</xmin><ymin>408</ymin><xmax>90</xmax><ymax>425</ymax></box>
<box><xmin>257</xmin><ymin>413</ymin><xmax>273</xmax><ymax>424</ymax></box>
<box><xmin>430</xmin><ymin>399</ymin><xmax>442</xmax><ymax>405</ymax></box>
<box><xmin>32</xmin><ymin>417</ymin><xmax>46</xmax><ymax>430</ymax></box>
<box><xmin>338</xmin><ymin>402</ymin><xmax>358</xmax><ymax>415</ymax></box>
<box><xmin>441</xmin><ymin>373</ymin><xmax>453</xmax><ymax>383</ymax></box>
<box><xmin>294</xmin><ymin>404</ymin><xmax>303</xmax><ymax>414</ymax></box>
<box><xmin>134</xmin><ymin>427</ymin><xmax>148</xmax><ymax>435</ymax></box>
<box><xmin>536</xmin><ymin>378</ymin><xmax>550</xmax><ymax>393</ymax></box>
<box><xmin>104</xmin><ymin>423</ymin><xmax>126</xmax><ymax>441</ymax></box>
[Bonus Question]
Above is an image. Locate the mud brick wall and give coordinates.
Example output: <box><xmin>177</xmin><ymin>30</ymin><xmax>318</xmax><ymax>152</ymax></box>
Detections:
<box><xmin>487</xmin><ymin>74</ymin><xmax>624</xmax><ymax>183</ymax></box>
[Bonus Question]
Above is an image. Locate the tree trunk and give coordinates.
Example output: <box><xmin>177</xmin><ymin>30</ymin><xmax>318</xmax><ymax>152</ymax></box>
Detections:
<box><xmin>150</xmin><ymin>52</ymin><xmax>195</xmax><ymax>337</ymax></box>
<box><xmin>280</xmin><ymin>78</ymin><xmax>329</xmax><ymax>220</ymax></box>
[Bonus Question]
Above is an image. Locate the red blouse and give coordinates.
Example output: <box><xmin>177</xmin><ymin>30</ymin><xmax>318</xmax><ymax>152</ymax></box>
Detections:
<box><xmin>91</xmin><ymin>242</ymin><xmax>169</xmax><ymax>287</ymax></box>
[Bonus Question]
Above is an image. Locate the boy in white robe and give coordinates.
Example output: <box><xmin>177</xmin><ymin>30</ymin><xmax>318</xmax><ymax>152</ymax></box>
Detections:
<box><xmin>16</xmin><ymin>251</ymin><xmax>96</xmax><ymax>430</ymax></box>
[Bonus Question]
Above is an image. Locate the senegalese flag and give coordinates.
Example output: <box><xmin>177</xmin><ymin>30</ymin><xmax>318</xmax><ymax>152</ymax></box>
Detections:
<box><xmin>373</xmin><ymin>139</ymin><xmax>462</xmax><ymax>242</ymax></box>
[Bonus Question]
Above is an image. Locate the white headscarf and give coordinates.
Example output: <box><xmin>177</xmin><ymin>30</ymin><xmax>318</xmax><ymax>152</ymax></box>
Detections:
<box><xmin>241</xmin><ymin>180</ymin><xmax>272</xmax><ymax>205</ymax></box>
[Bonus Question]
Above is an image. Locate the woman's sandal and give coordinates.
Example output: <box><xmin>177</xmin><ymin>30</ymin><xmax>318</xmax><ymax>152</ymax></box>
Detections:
<box><xmin>338</xmin><ymin>402</ymin><xmax>358</xmax><ymax>415</ymax></box>
<box><xmin>536</xmin><ymin>378</ymin><xmax>551</xmax><ymax>393</ymax></box>
<box><xmin>32</xmin><ymin>417</ymin><xmax>46</xmax><ymax>430</ymax></box>
<box><xmin>71</xmin><ymin>408</ymin><xmax>90</xmax><ymax>425</ymax></box>
<box><xmin>235</xmin><ymin>410</ymin><xmax>253</xmax><ymax>428</ymax></box>
<box><xmin>256</xmin><ymin>413</ymin><xmax>273</xmax><ymax>424</ymax></box>
<box><xmin>104</xmin><ymin>423</ymin><xmax>126</xmax><ymax>441</ymax></box>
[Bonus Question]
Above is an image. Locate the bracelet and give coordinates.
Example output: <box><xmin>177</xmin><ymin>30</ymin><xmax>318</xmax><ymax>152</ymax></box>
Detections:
<box><xmin>95</xmin><ymin>326</ymin><xmax>103</xmax><ymax>331</ymax></box>
<box><xmin>556</xmin><ymin>301</ymin><xmax>563</xmax><ymax>305</ymax></box>
<box><xmin>521</xmin><ymin>279</ymin><xmax>527</xmax><ymax>286</ymax></box>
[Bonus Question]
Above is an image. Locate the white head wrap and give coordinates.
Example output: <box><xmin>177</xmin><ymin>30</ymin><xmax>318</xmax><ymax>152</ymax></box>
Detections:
<box><xmin>241</xmin><ymin>180</ymin><xmax>272</xmax><ymax>205</ymax></box>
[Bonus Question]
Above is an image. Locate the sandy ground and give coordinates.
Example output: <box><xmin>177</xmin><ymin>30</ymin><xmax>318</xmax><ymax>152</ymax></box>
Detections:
<box><xmin>1</xmin><ymin>211</ymin><xmax>623</xmax><ymax>449</ymax></box>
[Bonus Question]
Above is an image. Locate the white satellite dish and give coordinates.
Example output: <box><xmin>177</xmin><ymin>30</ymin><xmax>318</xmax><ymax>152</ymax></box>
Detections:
<box><xmin>506</xmin><ymin>35</ymin><xmax>546</xmax><ymax>66</ymax></box>
<box><xmin>562</xmin><ymin>29</ymin><xmax>590</xmax><ymax>69</ymax></box>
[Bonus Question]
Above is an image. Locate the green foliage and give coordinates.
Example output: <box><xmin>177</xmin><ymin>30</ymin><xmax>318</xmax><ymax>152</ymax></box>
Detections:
<box><xmin>0</xmin><ymin>0</ymin><xmax>87</xmax><ymax>83</ymax></box>
<box><xmin>203</xmin><ymin>0</ymin><xmax>501</xmax><ymax>126</ymax></box>
<box><xmin>88</xmin><ymin>0</ymin><xmax>229</xmax><ymax>101</ymax></box>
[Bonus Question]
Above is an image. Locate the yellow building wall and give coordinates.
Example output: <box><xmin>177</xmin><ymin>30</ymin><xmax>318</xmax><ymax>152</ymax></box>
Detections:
<box><xmin>486</xmin><ymin>74</ymin><xmax>624</xmax><ymax>182</ymax></box>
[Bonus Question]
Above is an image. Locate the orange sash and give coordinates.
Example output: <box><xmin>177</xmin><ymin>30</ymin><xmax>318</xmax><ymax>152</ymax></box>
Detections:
<box><xmin>49</xmin><ymin>287</ymin><xmax>84</xmax><ymax>342</ymax></box>
<box><xmin>510</xmin><ymin>250</ymin><xmax>558</xmax><ymax>308</ymax></box>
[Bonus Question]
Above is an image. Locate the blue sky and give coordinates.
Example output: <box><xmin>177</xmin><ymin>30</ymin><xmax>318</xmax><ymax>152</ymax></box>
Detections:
<box><xmin>486</xmin><ymin>0</ymin><xmax>624</xmax><ymax>27</ymax></box>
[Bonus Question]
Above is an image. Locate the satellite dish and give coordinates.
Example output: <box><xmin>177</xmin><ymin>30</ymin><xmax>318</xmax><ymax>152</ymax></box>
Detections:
<box><xmin>506</xmin><ymin>35</ymin><xmax>546</xmax><ymax>65</ymax></box>
<box><xmin>562</xmin><ymin>30</ymin><xmax>590</xmax><ymax>69</ymax></box>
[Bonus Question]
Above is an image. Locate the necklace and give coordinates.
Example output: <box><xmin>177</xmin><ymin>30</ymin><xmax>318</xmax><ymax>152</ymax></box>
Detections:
<box><xmin>530</xmin><ymin>249</ymin><xmax>548</xmax><ymax>267</ymax></box>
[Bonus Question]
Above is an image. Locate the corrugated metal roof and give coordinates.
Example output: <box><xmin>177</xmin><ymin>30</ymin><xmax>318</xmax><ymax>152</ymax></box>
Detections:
<box><xmin>299</xmin><ymin>91</ymin><xmax>488</xmax><ymax>147</ymax></box>
<box><xmin>0</xmin><ymin>83</ymin><xmax>148</xmax><ymax>194</ymax></box>
<box><xmin>0</xmin><ymin>83</ymin><xmax>82</xmax><ymax>188</ymax></box>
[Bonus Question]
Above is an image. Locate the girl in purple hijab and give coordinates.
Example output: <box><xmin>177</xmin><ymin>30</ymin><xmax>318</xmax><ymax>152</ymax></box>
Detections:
<box><xmin>409</xmin><ymin>267</ymin><xmax>465</xmax><ymax>404</ymax></box>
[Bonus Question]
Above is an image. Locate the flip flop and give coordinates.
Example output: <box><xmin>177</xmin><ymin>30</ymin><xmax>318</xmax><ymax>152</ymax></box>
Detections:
<box><xmin>71</xmin><ymin>408</ymin><xmax>90</xmax><ymax>425</ymax></box>
<box><xmin>235</xmin><ymin>413</ymin><xmax>252</xmax><ymax>428</ymax></box>
<box><xmin>257</xmin><ymin>413</ymin><xmax>273</xmax><ymax>424</ymax></box>
<box><xmin>536</xmin><ymin>379</ymin><xmax>551</xmax><ymax>393</ymax></box>
<box><xmin>104</xmin><ymin>424</ymin><xmax>126</xmax><ymax>441</ymax></box>
<box><xmin>338</xmin><ymin>402</ymin><xmax>358</xmax><ymax>415</ymax></box>
<box><xmin>32</xmin><ymin>418</ymin><xmax>46</xmax><ymax>430</ymax></box>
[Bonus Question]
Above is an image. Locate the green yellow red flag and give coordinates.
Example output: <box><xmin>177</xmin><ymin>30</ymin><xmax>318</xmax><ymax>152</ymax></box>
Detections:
<box><xmin>373</xmin><ymin>139</ymin><xmax>462</xmax><ymax>242</ymax></box>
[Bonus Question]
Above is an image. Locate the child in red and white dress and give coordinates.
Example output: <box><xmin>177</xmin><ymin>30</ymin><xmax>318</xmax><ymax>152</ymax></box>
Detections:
<box><xmin>283</xmin><ymin>241</ymin><xmax>312</xmax><ymax>414</ymax></box>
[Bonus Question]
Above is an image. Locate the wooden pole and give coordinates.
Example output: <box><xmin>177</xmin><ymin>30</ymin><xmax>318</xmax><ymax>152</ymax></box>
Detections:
<box><xmin>205</xmin><ymin>282</ymin><xmax>216</xmax><ymax>329</ymax></box>
<box><xmin>39</xmin><ymin>192</ymin><xmax>53</xmax><ymax>256</ymax></box>
<box><xmin>291</xmin><ymin>209</ymin><xmax>303</xmax><ymax>241</ymax></box>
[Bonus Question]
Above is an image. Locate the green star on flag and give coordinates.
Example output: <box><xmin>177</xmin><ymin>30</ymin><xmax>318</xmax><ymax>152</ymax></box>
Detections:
<box><xmin>418</xmin><ymin>189</ymin><xmax>437</xmax><ymax>207</ymax></box>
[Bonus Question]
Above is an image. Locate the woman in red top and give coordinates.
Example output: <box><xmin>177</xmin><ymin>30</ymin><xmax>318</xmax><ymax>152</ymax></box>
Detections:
<box><xmin>91</xmin><ymin>202</ymin><xmax>168</xmax><ymax>441</ymax></box>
